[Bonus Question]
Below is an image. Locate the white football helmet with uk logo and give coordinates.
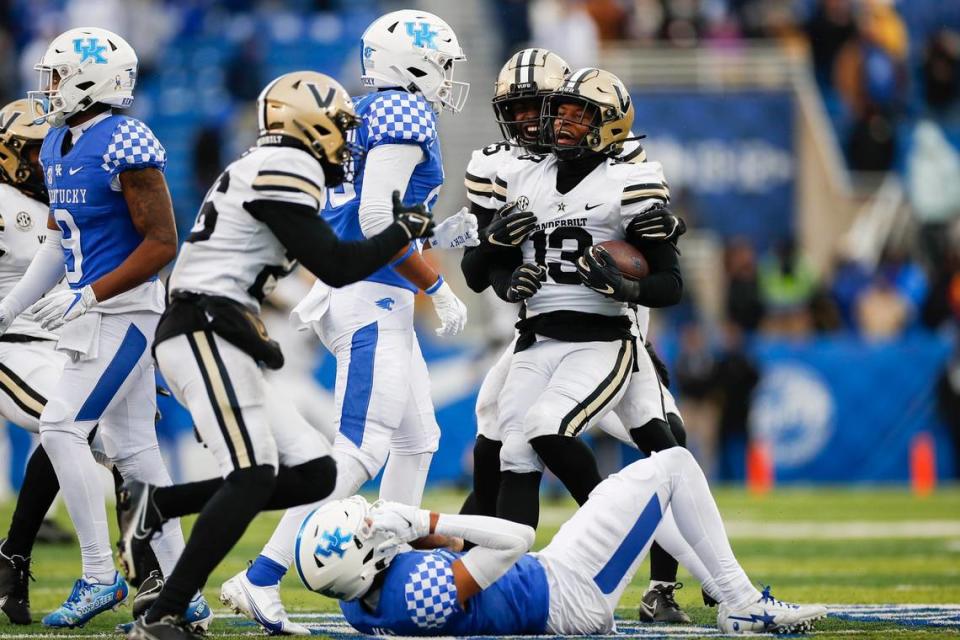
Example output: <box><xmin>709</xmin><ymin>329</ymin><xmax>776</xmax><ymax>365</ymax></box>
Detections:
<box><xmin>294</xmin><ymin>496</ymin><xmax>398</xmax><ymax>601</ymax></box>
<box><xmin>360</xmin><ymin>10</ymin><xmax>468</xmax><ymax>113</ymax></box>
<box><xmin>28</xmin><ymin>27</ymin><xmax>138</xmax><ymax>127</ymax></box>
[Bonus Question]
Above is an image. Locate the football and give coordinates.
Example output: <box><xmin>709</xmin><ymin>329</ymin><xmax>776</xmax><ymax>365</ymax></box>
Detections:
<box><xmin>595</xmin><ymin>240</ymin><xmax>649</xmax><ymax>280</ymax></box>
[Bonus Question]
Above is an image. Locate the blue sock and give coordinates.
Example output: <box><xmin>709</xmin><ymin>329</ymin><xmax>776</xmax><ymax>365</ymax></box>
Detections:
<box><xmin>246</xmin><ymin>555</ymin><xmax>287</xmax><ymax>587</ymax></box>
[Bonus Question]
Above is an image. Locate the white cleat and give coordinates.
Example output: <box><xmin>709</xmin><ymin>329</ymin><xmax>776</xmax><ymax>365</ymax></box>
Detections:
<box><xmin>717</xmin><ymin>587</ymin><xmax>827</xmax><ymax>634</ymax></box>
<box><xmin>220</xmin><ymin>570</ymin><xmax>310</xmax><ymax>636</ymax></box>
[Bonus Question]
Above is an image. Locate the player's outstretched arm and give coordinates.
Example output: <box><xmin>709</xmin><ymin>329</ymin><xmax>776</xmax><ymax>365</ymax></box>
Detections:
<box><xmin>245</xmin><ymin>192</ymin><xmax>434</xmax><ymax>288</ymax></box>
<box><xmin>369</xmin><ymin>501</ymin><xmax>534</xmax><ymax>607</ymax></box>
<box><xmin>0</xmin><ymin>215</ymin><xmax>65</xmax><ymax>334</ymax></box>
<box><xmin>95</xmin><ymin>167</ymin><xmax>178</xmax><ymax>301</ymax></box>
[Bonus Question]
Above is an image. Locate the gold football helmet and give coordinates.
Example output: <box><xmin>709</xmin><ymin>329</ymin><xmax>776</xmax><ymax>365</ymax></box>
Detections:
<box><xmin>257</xmin><ymin>71</ymin><xmax>361</xmax><ymax>184</ymax></box>
<box><xmin>492</xmin><ymin>49</ymin><xmax>571</xmax><ymax>150</ymax></box>
<box><xmin>542</xmin><ymin>67</ymin><xmax>635</xmax><ymax>159</ymax></box>
<box><xmin>0</xmin><ymin>99</ymin><xmax>50</xmax><ymax>199</ymax></box>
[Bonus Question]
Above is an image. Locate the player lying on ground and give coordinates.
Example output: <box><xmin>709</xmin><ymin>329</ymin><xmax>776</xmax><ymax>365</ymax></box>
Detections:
<box><xmin>296</xmin><ymin>447</ymin><xmax>826</xmax><ymax>635</ymax></box>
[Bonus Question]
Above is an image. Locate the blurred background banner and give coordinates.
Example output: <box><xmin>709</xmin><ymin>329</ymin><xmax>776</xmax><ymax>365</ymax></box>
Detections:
<box><xmin>634</xmin><ymin>90</ymin><xmax>795</xmax><ymax>249</ymax></box>
<box><xmin>750</xmin><ymin>333</ymin><xmax>954</xmax><ymax>483</ymax></box>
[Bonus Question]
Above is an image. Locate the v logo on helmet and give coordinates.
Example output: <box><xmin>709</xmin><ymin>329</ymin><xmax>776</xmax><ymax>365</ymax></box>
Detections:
<box><xmin>612</xmin><ymin>83</ymin><xmax>631</xmax><ymax>113</ymax></box>
<box><xmin>405</xmin><ymin>21</ymin><xmax>438</xmax><ymax>50</ymax></box>
<box><xmin>73</xmin><ymin>37</ymin><xmax>108</xmax><ymax>64</ymax></box>
<box><xmin>305</xmin><ymin>83</ymin><xmax>337</xmax><ymax>109</ymax></box>
<box><xmin>0</xmin><ymin>111</ymin><xmax>20</xmax><ymax>134</ymax></box>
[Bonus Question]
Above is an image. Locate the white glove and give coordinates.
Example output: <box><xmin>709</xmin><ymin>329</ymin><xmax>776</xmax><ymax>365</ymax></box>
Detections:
<box><xmin>30</xmin><ymin>285</ymin><xmax>97</xmax><ymax>331</ymax></box>
<box><xmin>425</xmin><ymin>277</ymin><xmax>467</xmax><ymax>337</ymax></box>
<box><xmin>368</xmin><ymin>500</ymin><xmax>431</xmax><ymax>544</ymax></box>
<box><xmin>430</xmin><ymin>207</ymin><xmax>479</xmax><ymax>250</ymax></box>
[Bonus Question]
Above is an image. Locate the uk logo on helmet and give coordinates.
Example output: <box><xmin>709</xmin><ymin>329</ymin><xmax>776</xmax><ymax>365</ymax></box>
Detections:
<box><xmin>315</xmin><ymin>527</ymin><xmax>353</xmax><ymax>559</ymax></box>
<box><xmin>73</xmin><ymin>38</ymin><xmax>108</xmax><ymax>64</ymax></box>
<box><xmin>405</xmin><ymin>22</ymin><xmax>438</xmax><ymax>50</ymax></box>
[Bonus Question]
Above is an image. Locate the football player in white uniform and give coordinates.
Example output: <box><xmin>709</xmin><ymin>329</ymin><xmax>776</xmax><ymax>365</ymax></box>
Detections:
<box><xmin>0</xmin><ymin>98</ymin><xmax>167</xmax><ymax>626</ymax></box>
<box><xmin>459</xmin><ymin>56</ymin><xmax>701</xmax><ymax>621</ymax></box>
<box><xmin>115</xmin><ymin>71</ymin><xmax>436</xmax><ymax>640</ymax></box>
<box><xmin>223</xmin><ymin>11</ymin><xmax>478</xmax><ymax>634</ymax></box>
<box><xmin>0</xmin><ymin>28</ymin><xmax>209</xmax><ymax>629</ymax></box>
<box><xmin>295</xmin><ymin>448</ymin><xmax>827</xmax><ymax>635</ymax></box>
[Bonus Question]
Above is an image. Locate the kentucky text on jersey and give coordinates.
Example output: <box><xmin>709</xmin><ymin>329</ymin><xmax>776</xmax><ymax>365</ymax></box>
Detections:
<box><xmin>48</xmin><ymin>187</ymin><xmax>88</xmax><ymax>205</ymax></box>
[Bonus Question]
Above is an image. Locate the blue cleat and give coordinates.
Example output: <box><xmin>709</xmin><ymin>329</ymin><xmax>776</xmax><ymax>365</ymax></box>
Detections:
<box><xmin>184</xmin><ymin>593</ymin><xmax>213</xmax><ymax>633</ymax></box>
<box><xmin>42</xmin><ymin>572</ymin><xmax>128</xmax><ymax>628</ymax></box>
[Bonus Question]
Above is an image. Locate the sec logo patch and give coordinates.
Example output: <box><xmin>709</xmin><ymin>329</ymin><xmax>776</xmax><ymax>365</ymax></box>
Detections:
<box><xmin>516</xmin><ymin>195</ymin><xmax>529</xmax><ymax>211</ymax></box>
<box><xmin>15</xmin><ymin>211</ymin><xmax>32</xmax><ymax>231</ymax></box>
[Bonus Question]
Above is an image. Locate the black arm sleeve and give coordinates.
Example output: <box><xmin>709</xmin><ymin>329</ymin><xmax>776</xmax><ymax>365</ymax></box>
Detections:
<box><xmin>246</xmin><ymin>199</ymin><xmax>409</xmax><ymax>288</ymax></box>
<box><xmin>624</xmin><ymin>239</ymin><xmax>683</xmax><ymax>307</ymax></box>
<box><xmin>460</xmin><ymin>201</ymin><xmax>520</xmax><ymax>293</ymax></box>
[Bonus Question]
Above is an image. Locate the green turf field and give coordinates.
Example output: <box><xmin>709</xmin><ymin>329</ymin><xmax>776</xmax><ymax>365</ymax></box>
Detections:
<box><xmin>1</xmin><ymin>486</ymin><xmax>958</xmax><ymax>639</ymax></box>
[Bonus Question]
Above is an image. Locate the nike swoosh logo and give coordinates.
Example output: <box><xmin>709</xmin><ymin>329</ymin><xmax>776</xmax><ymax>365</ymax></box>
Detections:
<box><xmin>640</xmin><ymin>601</ymin><xmax>656</xmax><ymax>617</ymax></box>
<box><xmin>69</xmin><ymin>167</ymin><xmax>83</xmax><ymax>175</ymax></box>
<box><xmin>595</xmin><ymin>284</ymin><xmax>615</xmax><ymax>294</ymax></box>
<box><xmin>585</xmin><ymin>203</ymin><xmax>602</xmax><ymax>210</ymax></box>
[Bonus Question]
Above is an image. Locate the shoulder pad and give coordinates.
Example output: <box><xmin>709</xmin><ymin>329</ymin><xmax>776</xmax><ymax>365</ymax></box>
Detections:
<box><xmin>364</xmin><ymin>91</ymin><xmax>437</xmax><ymax>147</ymax></box>
<box><xmin>100</xmin><ymin>117</ymin><xmax>167</xmax><ymax>175</ymax></box>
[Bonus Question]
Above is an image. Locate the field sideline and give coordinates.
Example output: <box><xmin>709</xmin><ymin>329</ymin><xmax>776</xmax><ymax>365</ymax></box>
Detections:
<box><xmin>0</xmin><ymin>486</ymin><xmax>958</xmax><ymax>639</ymax></box>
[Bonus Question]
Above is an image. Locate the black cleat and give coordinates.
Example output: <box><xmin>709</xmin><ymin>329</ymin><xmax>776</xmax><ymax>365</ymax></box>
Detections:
<box><xmin>0</xmin><ymin>539</ymin><xmax>34</xmax><ymax>625</ymax></box>
<box><xmin>117</xmin><ymin>481</ymin><xmax>165</xmax><ymax>584</ymax></box>
<box><xmin>36</xmin><ymin>518</ymin><xmax>74</xmax><ymax>545</ymax></box>
<box><xmin>126</xmin><ymin>615</ymin><xmax>203</xmax><ymax>640</ymax></box>
<box><xmin>639</xmin><ymin>582</ymin><xmax>692</xmax><ymax>624</ymax></box>
<box><xmin>132</xmin><ymin>570</ymin><xmax>164</xmax><ymax>620</ymax></box>
<box><xmin>703</xmin><ymin>586</ymin><xmax>719</xmax><ymax>607</ymax></box>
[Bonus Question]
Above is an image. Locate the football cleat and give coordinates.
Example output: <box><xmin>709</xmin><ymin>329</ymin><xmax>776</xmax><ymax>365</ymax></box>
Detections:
<box><xmin>220</xmin><ymin>570</ymin><xmax>309</xmax><ymax>635</ymax></box>
<box><xmin>184</xmin><ymin>593</ymin><xmax>213</xmax><ymax>633</ymax></box>
<box><xmin>717</xmin><ymin>586</ymin><xmax>827</xmax><ymax>634</ymax></box>
<box><xmin>132</xmin><ymin>570</ymin><xmax>163</xmax><ymax>620</ymax></box>
<box><xmin>117</xmin><ymin>481</ymin><xmax>166</xmax><ymax>584</ymax></box>
<box><xmin>125</xmin><ymin>615</ymin><xmax>204</xmax><ymax>640</ymax></box>
<box><xmin>42</xmin><ymin>572</ymin><xmax>128</xmax><ymax>628</ymax></box>
<box><xmin>0</xmin><ymin>540</ymin><xmax>33</xmax><ymax>624</ymax></box>
<box><xmin>639</xmin><ymin>582</ymin><xmax>692</xmax><ymax>624</ymax></box>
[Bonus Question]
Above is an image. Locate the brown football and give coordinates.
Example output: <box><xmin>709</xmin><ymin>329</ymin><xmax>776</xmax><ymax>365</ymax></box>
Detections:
<box><xmin>595</xmin><ymin>240</ymin><xmax>649</xmax><ymax>280</ymax></box>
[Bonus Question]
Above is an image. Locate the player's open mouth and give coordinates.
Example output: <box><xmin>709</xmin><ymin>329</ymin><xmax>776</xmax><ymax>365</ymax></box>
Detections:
<box><xmin>556</xmin><ymin>129</ymin><xmax>576</xmax><ymax>144</ymax></box>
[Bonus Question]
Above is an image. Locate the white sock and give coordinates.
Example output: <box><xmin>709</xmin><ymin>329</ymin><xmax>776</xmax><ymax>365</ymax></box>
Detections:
<box><xmin>378</xmin><ymin>452</ymin><xmax>433</xmax><ymax>505</ymax></box>
<box><xmin>663</xmin><ymin>449</ymin><xmax>760</xmax><ymax>610</ymax></box>
<box><xmin>114</xmin><ymin>446</ymin><xmax>186</xmax><ymax>578</ymax></box>
<box><xmin>260</xmin><ymin>453</ymin><xmax>370</xmax><ymax>569</ymax></box>
<box><xmin>652</xmin><ymin>505</ymin><xmax>720</xmax><ymax>601</ymax></box>
<box><xmin>41</xmin><ymin>428</ymin><xmax>115</xmax><ymax>583</ymax></box>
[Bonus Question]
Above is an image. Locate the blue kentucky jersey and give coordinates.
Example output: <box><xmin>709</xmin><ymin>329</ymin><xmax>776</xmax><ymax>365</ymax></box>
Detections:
<box><xmin>340</xmin><ymin>550</ymin><xmax>550</xmax><ymax>636</ymax></box>
<box><xmin>323</xmin><ymin>90</ymin><xmax>444</xmax><ymax>293</ymax></box>
<box><xmin>40</xmin><ymin>115</ymin><xmax>166</xmax><ymax>289</ymax></box>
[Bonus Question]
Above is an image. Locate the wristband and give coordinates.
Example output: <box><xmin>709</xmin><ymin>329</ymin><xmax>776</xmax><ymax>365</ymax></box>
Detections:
<box><xmin>425</xmin><ymin>275</ymin><xmax>444</xmax><ymax>295</ymax></box>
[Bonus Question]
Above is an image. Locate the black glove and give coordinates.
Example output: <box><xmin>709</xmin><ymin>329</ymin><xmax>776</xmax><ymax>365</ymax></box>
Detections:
<box><xmin>484</xmin><ymin>201</ymin><xmax>537</xmax><ymax>247</ymax></box>
<box><xmin>645</xmin><ymin>340</ymin><xmax>671</xmax><ymax>388</ymax></box>
<box><xmin>392</xmin><ymin>190</ymin><xmax>434</xmax><ymax>240</ymax></box>
<box><xmin>576</xmin><ymin>246</ymin><xmax>640</xmax><ymax>302</ymax></box>
<box><xmin>506</xmin><ymin>263</ymin><xmax>545</xmax><ymax>302</ymax></box>
<box><xmin>626</xmin><ymin>205</ymin><xmax>686</xmax><ymax>242</ymax></box>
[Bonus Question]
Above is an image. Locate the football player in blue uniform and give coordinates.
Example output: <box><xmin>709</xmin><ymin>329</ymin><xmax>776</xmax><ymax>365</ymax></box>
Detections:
<box><xmin>0</xmin><ymin>27</ymin><xmax>209</xmax><ymax>629</ymax></box>
<box><xmin>297</xmin><ymin>447</ymin><xmax>827</xmax><ymax>635</ymax></box>
<box><xmin>222</xmin><ymin>10</ymin><xmax>478</xmax><ymax>634</ymax></box>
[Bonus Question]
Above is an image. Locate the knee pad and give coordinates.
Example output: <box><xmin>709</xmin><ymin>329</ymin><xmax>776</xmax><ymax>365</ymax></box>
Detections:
<box><xmin>499</xmin><ymin>434</ymin><xmax>543</xmax><ymax>474</ymax></box>
<box><xmin>667</xmin><ymin>413</ymin><xmax>687</xmax><ymax>448</ymax></box>
<box><xmin>629</xmin><ymin>419</ymin><xmax>678</xmax><ymax>455</ymax></box>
